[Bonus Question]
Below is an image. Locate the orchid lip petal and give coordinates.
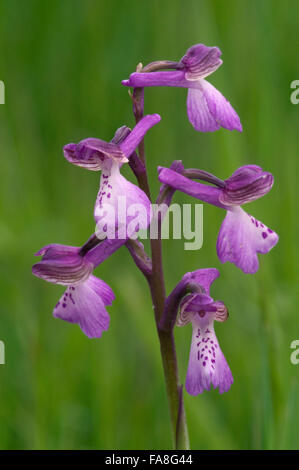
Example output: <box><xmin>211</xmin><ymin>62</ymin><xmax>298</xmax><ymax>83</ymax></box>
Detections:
<box><xmin>53</xmin><ymin>275</ymin><xmax>115</xmax><ymax>338</ymax></box>
<box><xmin>185</xmin><ymin>314</ymin><xmax>233</xmax><ymax>395</ymax></box>
<box><xmin>217</xmin><ymin>207</ymin><xmax>279</xmax><ymax>274</ymax></box>
<box><xmin>93</xmin><ymin>162</ymin><xmax>152</xmax><ymax>239</ymax></box>
<box><xmin>187</xmin><ymin>80</ymin><xmax>243</xmax><ymax>133</ymax></box>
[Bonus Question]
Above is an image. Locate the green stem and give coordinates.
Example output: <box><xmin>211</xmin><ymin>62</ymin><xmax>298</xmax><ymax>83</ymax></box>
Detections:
<box><xmin>149</xmin><ymin>222</ymin><xmax>189</xmax><ymax>449</ymax></box>
<box><xmin>158</xmin><ymin>330</ymin><xmax>189</xmax><ymax>449</ymax></box>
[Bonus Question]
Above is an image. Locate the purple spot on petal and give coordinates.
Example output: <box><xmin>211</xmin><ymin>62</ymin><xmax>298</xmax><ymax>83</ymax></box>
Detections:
<box><xmin>202</xmin><ymin>362</ymin><xmax>206</xmax><ymax>367</ymax></box>
<box><xmin>62</xmin><ymin>303</ymin><xmax>66</xmax><ymax>308</ymax></box>
<box><xmin>268</xmin><ymin>228</ymin><xmax>273</xmax><ymax>233</ymax></box>
<box><xmin>262</xmin><ymin>231</ymin><xmax>268</xmax><ymax>239</ymax></box>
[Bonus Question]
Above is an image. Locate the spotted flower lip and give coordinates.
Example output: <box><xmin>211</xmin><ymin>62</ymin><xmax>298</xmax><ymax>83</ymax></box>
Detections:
<box><xmin>63</xmin><ymin>114</ymin><xmax>161</xmax><ymax>171</ymax></box>
<box><xmin>158</xmin><ymin>164</ymin><xmax>279</xmax><ymax>274</ymax></box>
<box><xmin>122</xmin><ymin>43</ymin><xmax>242</xmax><ymax>133</ymax></box>
<box><xmin>216</xmin><ymin>207</ymin><xmax>278</xmax><ymax>274</ymax></box>
<box><xmin>53</xmin><ymin>275</ymin><xmax>114</xmax><ymax>339</ymax></box>
<box><xmin>176</xmin><ymin>269</ymin><xmax>233</xmax><ymax>395</ymax></box>
<box><xmin>94</xmin><ymin>161</ymin><xmax>152</xmax><ymax>238</ymax></box>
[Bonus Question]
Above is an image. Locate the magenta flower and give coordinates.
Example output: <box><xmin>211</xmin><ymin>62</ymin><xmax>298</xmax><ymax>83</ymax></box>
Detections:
<box><xmin>122</xmin><ymin>44</ymin><xmax>242</xmax><ymax>133</ymax></box>
<box><xmin>64</xmin><ymin>115</ymin><xmax>161</xmax><ymax>237</ymax></box>
<box><xmin>32</xmin><ymin>239</ymin><xmax>125</xmax><ymax>338</ymax></box>
<box><xmin>158</xmin><ymin>164</ymin><xmax>278</xmax><ymax>273</ymax></box>
<box><xmin>175</xmin><ymin>269</ymin><xmax>233</xmax><ymax>395</ymax></box>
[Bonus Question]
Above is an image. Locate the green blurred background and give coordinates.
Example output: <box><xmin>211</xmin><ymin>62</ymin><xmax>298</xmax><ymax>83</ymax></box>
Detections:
<box><xmin>0</xmin><ymin>0</ymin><xmax>298</xmax><ymax>450</ymax></box>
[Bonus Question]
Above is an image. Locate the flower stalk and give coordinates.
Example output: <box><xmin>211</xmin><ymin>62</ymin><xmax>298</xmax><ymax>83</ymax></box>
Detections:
<box><xmin>129</xmin><ymin>78</ymin><xmax>190</xmax><ymax>450</ymax></box>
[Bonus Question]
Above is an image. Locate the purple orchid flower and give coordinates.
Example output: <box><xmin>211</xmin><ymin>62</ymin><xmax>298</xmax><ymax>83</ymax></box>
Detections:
<box><xmin>176</xmin><ymin>269</ymin><xmax>233</xmax><ymax>395</ymax></box>
<box><xmin>122</xmin><ymin>44</ymin><xmax>242</xmax><ymax>133</ymax></box>
<box><xmin>32</xmin><ymin>238</ymin><xmax>125</xmax><ymax>338</ymax></box>
<box><xmin>64</xmin><ymin>115</ymin><xmax>161</xmax><ymax>238</ymax></box>
<box><xmin>158</xmin><ymin>164</ymin><xmax>278</xmax><ymax>274</ymax></box>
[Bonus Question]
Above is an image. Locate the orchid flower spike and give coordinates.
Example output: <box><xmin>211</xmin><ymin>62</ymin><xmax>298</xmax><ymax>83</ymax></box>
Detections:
<box><xmin>64</xmin><ymin>114</ymin><xmax>161</xmax><ymax>238</ymax></box>
<box><xmin>158</xmin><ymin>164</ymin><xmax>278</xmax><ymax>274</ymax></box>
<box><xmin>176</xmin><ymin>269</ymin><xmax>233</xmax><ymax>395</ymax></box>
<box><xmin>122</xmin><ymin>44</ymin><xmax>242</xmax><ymax>133</ymax></box>
<box><xmin>32</xmin><ymin>238</ymin><xmax>125</xmax><ymax>338</ymax></box>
